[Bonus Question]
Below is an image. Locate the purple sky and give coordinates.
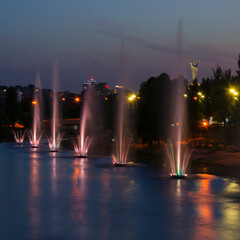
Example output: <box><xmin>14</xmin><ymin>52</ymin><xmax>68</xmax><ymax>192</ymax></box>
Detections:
<box><xmin>0</xmin><ymin>0</ymin><xmax>240</xmax><ymax>92</ymax></box>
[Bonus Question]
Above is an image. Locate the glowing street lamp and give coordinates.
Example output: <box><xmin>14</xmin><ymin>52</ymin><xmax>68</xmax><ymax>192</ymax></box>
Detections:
<box><xmin>32</xmin><ymin>100</ymin><xmax>37</xmax><ymax>105</ymax></box>
<box><xmin>75</xmin><ymin>97</ymin><xmax>80</xmax><ymax>103</ymax></box>
<box><xmin>229</xmin><ymin>89</ymin><xmax>238</xmax><ymax>96</ymax></box>
<box><xmin>128</xmin><ymin>94</ymin><xmax>136</xmax><ymax>101</ymax></box>
<box><xmin>202</xmin><ymin>121</ymin><xmax>208</xmax><ymax>127</ymax></box>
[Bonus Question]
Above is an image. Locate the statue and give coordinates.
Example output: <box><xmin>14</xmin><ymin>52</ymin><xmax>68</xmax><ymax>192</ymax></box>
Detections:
<box><xmin>189</xmin><ymin>57</ymin><xmax>200</xmax><ymax>81</ymax></box>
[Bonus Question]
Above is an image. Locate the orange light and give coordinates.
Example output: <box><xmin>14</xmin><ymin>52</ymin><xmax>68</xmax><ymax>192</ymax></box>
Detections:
<box><xmin>105</xmin><ymin>97</ymin><xmax>108</xmax><ymax>101</ymax></box>
<box><xmin>202</xmin><ymin>121</ymin><xmax>208</xmax><ymax>127</ymax></box>
<box><xmin>75</xmin><ymin>97</ymin><xmax>80</xmax><ymax>103</ymax></box>
<box><xmin>194</xmin><ymin>96</ymin><xmax>198</xmax><ymax>100</ymax></box>
<box><xmin>62</xmin><ymin>97</ymin><xmax>66</xmax><ymax>101</ymax></box>
<box><xmin>15</xmin><ymin>122</ymin><xmax>24</xmax><ymax>128</ymax></box>
<box><xmin>176</xmin><ymin>122</ymin><xmax>179</xmax><ymax>126</ymax></box>
<box><xmin>3</xmin><ymin>89</ymin><xmax>6</xmax><ymax>92</ymax></box>
<box><xmin>32</xmin><ymin>101</ymin><xmax>37</xmax><ymax>105</ymax></box>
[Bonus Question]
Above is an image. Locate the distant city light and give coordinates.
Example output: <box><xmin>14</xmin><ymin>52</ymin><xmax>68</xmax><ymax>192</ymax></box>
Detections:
<box><xmin>32</xmin><ymin>101</ymin><xmax>37</xmax><ymax>105</ymax></box>
<box><xmin>184</xmin><ymin>94</ymin><xmax>187</xmax><ymax>97</ymax></box>
<box><xmin>14</xmin><ymin>122</ymin><xmax>24</xmax><ymax>128</ymax></box>
<box><xmin>202</xmin><ymin>121</ymin><xmax>208</xmax><ymax>127</ymax></box>
<box><xmin>62</xmin><ymin>97</ymin><xmax>66</xmax><ymax>101</ymax></box>
<box><xmin>75</xmin><ymin>97</ymin><xmax>80</xmax><ymax>103</ymax></box>
<box><xmin>194</xmin><ymin>96</ymin><xmax>198</xmax><ymax>100</ymax></box>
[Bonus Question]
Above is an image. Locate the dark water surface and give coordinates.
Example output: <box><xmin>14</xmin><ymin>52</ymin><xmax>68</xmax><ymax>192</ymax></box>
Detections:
<box><xmin>0</xmin><ymin>143</ymin><xmax>240</xmax><ymax>240</ymax></box>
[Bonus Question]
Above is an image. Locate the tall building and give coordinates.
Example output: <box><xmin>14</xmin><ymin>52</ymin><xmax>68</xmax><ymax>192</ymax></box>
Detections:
<box><xmin>113</xmin><ymin>85</ymin><xmax>123</xmax><ymax>94</ymax></box>
<box><xmin>83</xmin><ymin>76</ymin><xmax>109</xmax><ymax>96</ymax></box>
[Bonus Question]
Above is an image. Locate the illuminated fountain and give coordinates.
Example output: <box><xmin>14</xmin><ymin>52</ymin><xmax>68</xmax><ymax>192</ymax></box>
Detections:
<box><xmin>166</xmin><ymin>140</ymin><xmax>192</xmax><ymax>178</ymax></box>
<box><xmin>13</xmin><ymin>129</ymin><xmax>27</xmax><ymax>144</ymax></box>
<box><xmin>48</xmin><ymin>62</ymin><xmax>63</xmax><ymax>152</ymax></box>
<box><xmin>73</xmin><ymin>88</ymin><xmax>93</xmax><ymax>157</ymax></box>
<box><xmin>28</xmin><ymin>73</ymin><xmax>43</xmax><ymax>148</ymax></box>
<box><xmin>167</xmin><ymin>76</ymin><xmax>192</xmax><ymax>178</ymax></box>
<box><xmin>112</xmin><ymin>92</ymin><xmax>129</xmax><ymax>166</ymax></box>
<box><xmin>112</xmin><ymin>135</ymin><xmax>129</xmax><ymax>166</ymax></box>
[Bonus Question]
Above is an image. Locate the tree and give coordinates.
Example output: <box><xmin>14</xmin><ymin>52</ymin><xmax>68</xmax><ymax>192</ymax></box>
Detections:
<box><xmin>5</xmin><ymin>87</ymin><xmax>19</xmax><ymax>125</ymax></box>
<box><xmin>137</xmin><ymin>73</ymin><xmax>172</xmax><ymax>143</ymax></box>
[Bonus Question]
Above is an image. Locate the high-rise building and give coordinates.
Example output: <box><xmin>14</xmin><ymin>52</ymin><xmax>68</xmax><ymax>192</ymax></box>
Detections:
<box><xmin>83</xmin><ymin>76</ymin><xmax>109</xmax><ymax>96</ymax></box>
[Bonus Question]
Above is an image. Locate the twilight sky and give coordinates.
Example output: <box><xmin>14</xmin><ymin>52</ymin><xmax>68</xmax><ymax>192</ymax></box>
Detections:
<box><xmin>0</xmin><ymin>0</ymin><xmax>240</xmax><ymax>92</ymax></box>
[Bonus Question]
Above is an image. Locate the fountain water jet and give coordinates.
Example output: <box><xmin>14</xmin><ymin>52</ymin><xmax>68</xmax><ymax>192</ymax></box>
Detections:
<box><xmin>48</xmin><ymin>62</ymin><xmax>63</xmax><ymax>152</ymax></box>
<box><xmin>73</xmin><ymin>88</ymin><xmax>94</xmax><ymax>157</ymax></box>
<box><xmin>166</xmin><ymin>140</ymin><xmax>192</xmax><ymax>178</ymax></box>
<box><xmin>13</xmin><ymin>129</ymin><xmax>27</xmax><ymax>144</ymax></box>
<box><xmin>28</xmin><ymin>73</ymin><xmax>43</xmax><ymax>148</ymax></box>
<box><xmin>167</xmin><ymin>76</ymin><xmax>192</xmax><ymax>178</ymax></box>
<box><xmin>112</xmin><ymin>92</ymin><xmax>129</xmax><ymax>166</ymax></box>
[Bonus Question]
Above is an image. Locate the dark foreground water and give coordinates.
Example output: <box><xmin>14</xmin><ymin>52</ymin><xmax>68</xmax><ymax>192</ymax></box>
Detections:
<box><xmin>0</xmin><ymin>143</ymin><xmax>240</xmax><ymax>240</ymax></box>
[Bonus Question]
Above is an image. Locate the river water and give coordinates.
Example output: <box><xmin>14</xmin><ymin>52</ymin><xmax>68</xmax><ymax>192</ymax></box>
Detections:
<box><xmin>0</xmin><ymin>142</ymin><xmax>240</xmax><ymax>240</ymax></box>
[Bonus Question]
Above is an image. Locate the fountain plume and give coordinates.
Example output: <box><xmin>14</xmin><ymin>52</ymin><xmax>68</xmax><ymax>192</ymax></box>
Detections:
<box><xmin>112</xmin><ymin>136</ymin><xmax>129</xmax><ymax>165</ymax></box>
<box><xmin>13</xmin><ymin>129</ymin><xmax>27</xmax><ymax>144</ymax></box>
<box><xmin>73</xmin><ymin>88</ymin><xmax>94</xmax><ymax>157</ymax></box>
<box><xmin>166</xmin><ymin>140</ymin><xmax>192</xmax><ymax>177</ymax></box>
<box><xmin>112</xmin><ymin>91</ymin><xmax>129</xmax><ymax>166</ymax></box>
<box><xmin>48</xmin><ymin>61</ymin><xmax>63</xmax><ymax>152</ymax></box>
<box><xmin>167</xmin><ymin>76</ymin><xmax>192</xmax><ymax>178</ymax></box>
<box><xmin>29</xmin><ymin>72</ymin><xmax>43</xmax><ymax>148</ymax></box>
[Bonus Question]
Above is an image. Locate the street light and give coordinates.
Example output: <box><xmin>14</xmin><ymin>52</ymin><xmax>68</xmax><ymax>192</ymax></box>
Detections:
<box><xmin>32</xmin><ymin>101</ymin><xmax>37</xmax><ymax>105</ymax></box>
<box><xmin>128</xmin><ymin>94</ymin><xmax>136</xmax><ymax>101</ymax></box>
<box><xmin>75</xmin><ymin>97</ymin><xmax>80</xmax><ymax>103</ymax></box>
<box><xmin>202</xmin><ymin>121</ymin><xmax>208</xmax><ymax>127</ymax></box>
<box><xmin>229</xmin><ymin>88</ymin><xmax>238</xmax><ymax>96</ymax></box>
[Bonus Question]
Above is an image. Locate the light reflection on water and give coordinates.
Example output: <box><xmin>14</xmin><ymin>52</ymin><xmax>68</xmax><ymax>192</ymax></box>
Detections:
<box><xmin>29</xmin><ymin>150</ymin><xmax>41</xmax><ymax>239</ymax></box>
<box><xmin>0</xmin><ymin>143</ymin><xmax>240</xmax><ymax>239</ymax></box>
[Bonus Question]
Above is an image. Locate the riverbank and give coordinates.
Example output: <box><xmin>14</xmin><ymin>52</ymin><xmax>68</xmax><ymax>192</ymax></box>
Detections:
<box><xmin>129</xmin><ymin>146</ymin><xmax>240</xmax><ymax>179</ymax></box>
<box><xmin>190</xmin><ymin>149</ymin><xmax>240</xmax><ymax>179</ymax></box>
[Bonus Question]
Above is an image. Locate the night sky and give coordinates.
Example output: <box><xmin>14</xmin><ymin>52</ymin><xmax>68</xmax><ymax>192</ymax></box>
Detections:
<box><xmin>1</xmin><ymin>0</ymin><xmax>240</xmax><ymax>92</ymax></box>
